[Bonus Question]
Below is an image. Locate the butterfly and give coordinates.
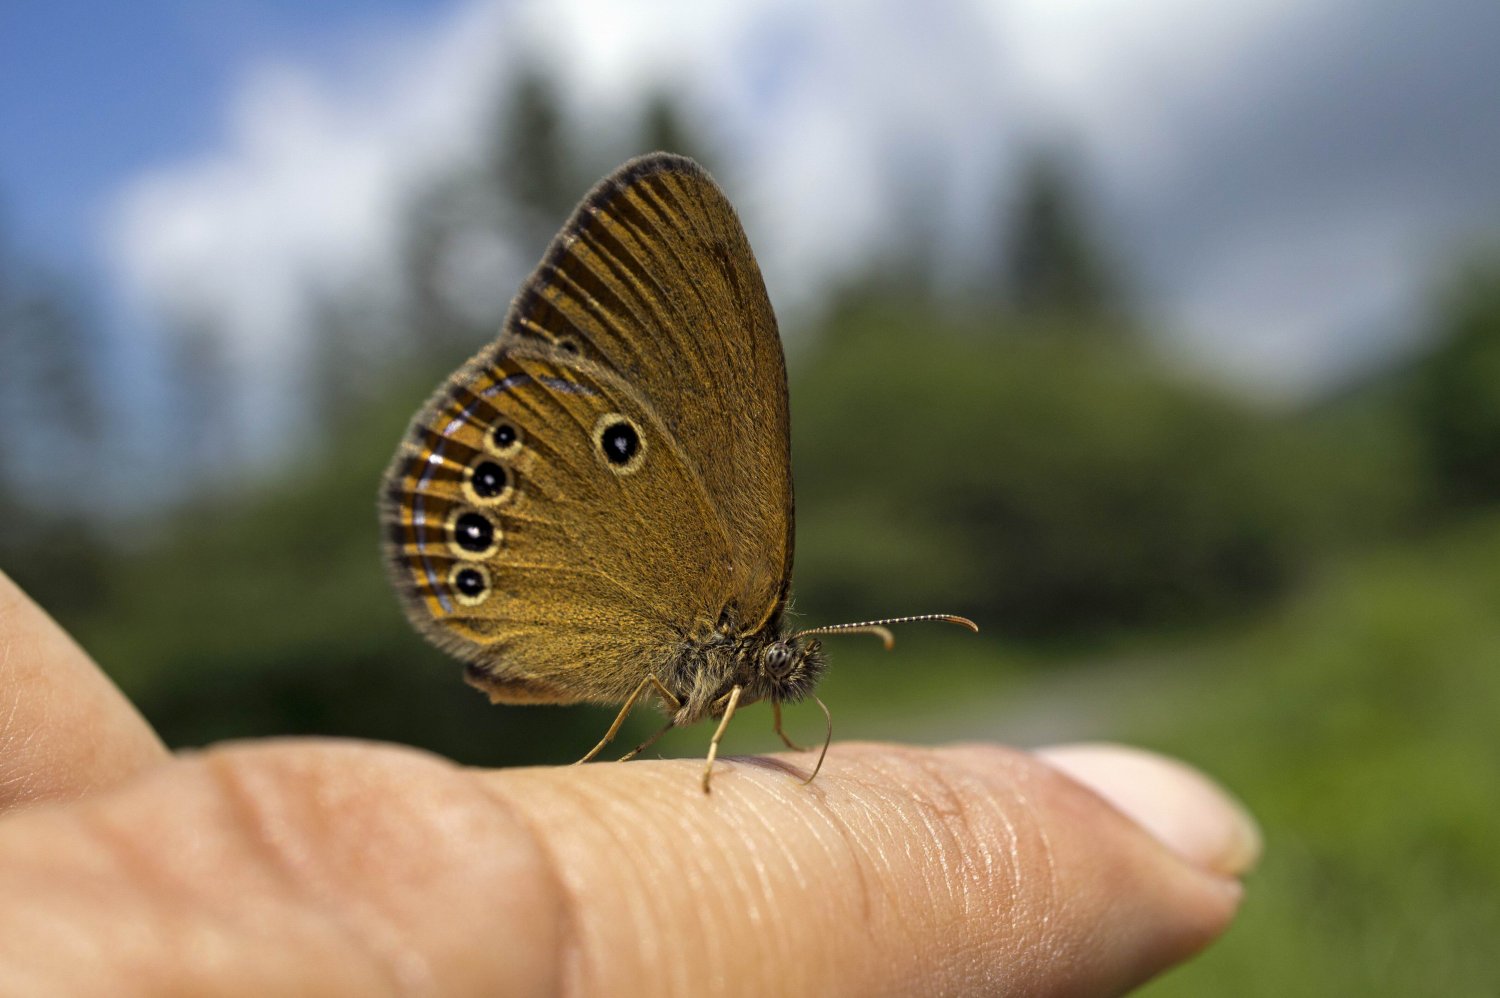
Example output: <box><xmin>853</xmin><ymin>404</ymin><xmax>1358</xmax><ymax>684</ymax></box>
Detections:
<box><xmin>382</xmin><ymin>153</ymin><xmax>975</xmax><ymax>791</ymax></box>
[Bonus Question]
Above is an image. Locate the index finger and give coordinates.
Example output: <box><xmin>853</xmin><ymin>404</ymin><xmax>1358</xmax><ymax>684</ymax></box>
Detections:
<box><xmin>0</xmin><ymin>738</ymin><xmax>1251</xmax><ymax>995</ymax></box>
<box><xmin>0</xmin><ymin>571</ymin><xmax>167</xmax><ymax>811</ymax></box>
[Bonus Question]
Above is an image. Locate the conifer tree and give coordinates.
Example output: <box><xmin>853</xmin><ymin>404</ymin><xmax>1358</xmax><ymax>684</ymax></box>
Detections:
<box><xmin>1000</xmin><ymin>151</ymin><xmax>1118</xmax><ymax>320</ymax></box>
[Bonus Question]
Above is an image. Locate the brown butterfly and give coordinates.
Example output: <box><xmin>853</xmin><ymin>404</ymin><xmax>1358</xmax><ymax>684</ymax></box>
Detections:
<box><xmin>382</xmin><ymin>153</ymin><xmax>975</xmax><ymax>791</ymax></box>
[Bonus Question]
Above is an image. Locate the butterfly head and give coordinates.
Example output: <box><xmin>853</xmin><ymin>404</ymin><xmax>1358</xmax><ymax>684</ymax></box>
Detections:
<box><xmin>756</xmin><ymin>635</ymin><xmax>826</xmax><ymax>705</ymax></box>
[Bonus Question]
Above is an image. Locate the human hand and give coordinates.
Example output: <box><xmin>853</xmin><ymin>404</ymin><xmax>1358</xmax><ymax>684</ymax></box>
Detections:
<box><xmin>0</xmin><ymin>571</ymin><xmax>1258</xmax><ymax>995</ymax></box>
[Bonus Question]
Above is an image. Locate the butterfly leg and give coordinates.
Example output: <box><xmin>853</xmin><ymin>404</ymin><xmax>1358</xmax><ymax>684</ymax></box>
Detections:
<box><xmin>616</xmin><ymin>678</ymin><xmax>682</xmax><ymax>761</ymax></box>
<box><xmin>616</xmin><ymin>719</ymin><xmax>674</xmax><ymax>761</ymax></box>
<box><xmin>701</xmin><ymin>684</ymin><xmax>745</xmax><ymax>793</ymax></box>
<box><xmin>576</xmin><ymin>674</ymin><xmax>672</xmax><ymax>765</ymax></box>
<box><xmin>771</xmin><ymin>699</ymin><xmax>808</xmax><ymax>752</ymax></box>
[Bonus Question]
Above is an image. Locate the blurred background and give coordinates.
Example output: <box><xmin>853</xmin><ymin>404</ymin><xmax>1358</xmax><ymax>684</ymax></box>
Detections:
<box><xmin>3</xmin><ymin>1</ymin><xmax>1498</xmax><ymax>992</ymax></box>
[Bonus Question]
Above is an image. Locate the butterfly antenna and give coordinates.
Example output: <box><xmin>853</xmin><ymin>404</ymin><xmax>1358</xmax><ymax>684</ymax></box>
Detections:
<box><xmin>794</xmin><ymin>613</ymin><xmax>978</xmax><ymax>651</ymax></box>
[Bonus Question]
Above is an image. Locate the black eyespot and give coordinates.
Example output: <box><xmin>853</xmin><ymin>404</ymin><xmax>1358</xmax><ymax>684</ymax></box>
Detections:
<box><xmin>558</xmin><ymin>338</ymin><xmax>580</xmax><ymax>354</ymax></box>
<box><xmin>454</xmin><ymin>512</ymin><xmax>494</xmax><ymax>552</ymax></box>
<box><xmin>454</xmin><ymin>567</ymin><xmax>487</xmax><ymax>597</ymax></box>
<box><xmin>470</xmin><ymin>461</ymin><xmax>507</xmax><ymax>499</ymax></box>
<box><xmin>600</xmin><ymin>421</ymin><xmax>639</xmax><ymax>465</ymax></box>
<box><xmin>491</xmin><ymin>423</ymin><xmax>518</xmax><ymax>450</ymax></box>
<box><xmin>591</xmin><ymin>413</ymin><xmax>646</xmax><ymax>474</ymax></box>
<box><xmin>447</xmin><ymin>563</ymin><xmax>492</xmax><ymax>606</ymax></box>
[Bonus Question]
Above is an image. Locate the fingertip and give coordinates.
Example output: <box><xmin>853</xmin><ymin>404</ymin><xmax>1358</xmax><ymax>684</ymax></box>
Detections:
<box><xmin>1035</xmin><ymin>743</ymin><xmax>1262</xmax><ymax>879</ymax></box>
<box><xmin>490</xmin><ymin>740</ymin><xmax>1253</xmax><ymax>995</ymax></box>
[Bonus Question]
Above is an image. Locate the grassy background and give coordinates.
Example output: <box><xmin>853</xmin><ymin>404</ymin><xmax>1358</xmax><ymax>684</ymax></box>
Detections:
<box><xmin>1133</xmin><ymin>520</ymin><xmax>1500</xmax><ymax>995</ymax></box>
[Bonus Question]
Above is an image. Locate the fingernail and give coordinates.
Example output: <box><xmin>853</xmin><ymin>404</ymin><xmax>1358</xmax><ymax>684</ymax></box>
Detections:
<box><xmin>1036</xmin><ymin>744</ymin><xmax>1261</xmax><ymax>878</ymax></box>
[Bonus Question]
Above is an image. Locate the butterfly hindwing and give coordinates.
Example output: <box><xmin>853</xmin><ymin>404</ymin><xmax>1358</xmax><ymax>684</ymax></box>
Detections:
<box><xmin>384</xmin><ymin>343</ymin><xmax>732</xmax><ymax>703</ymax></box>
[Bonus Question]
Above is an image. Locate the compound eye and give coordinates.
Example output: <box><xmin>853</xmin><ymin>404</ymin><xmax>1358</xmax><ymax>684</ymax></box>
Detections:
<box><xmin>764</xmin><ymin>644</ymin><xmax>794</xmax><ymax>678</ymax></box>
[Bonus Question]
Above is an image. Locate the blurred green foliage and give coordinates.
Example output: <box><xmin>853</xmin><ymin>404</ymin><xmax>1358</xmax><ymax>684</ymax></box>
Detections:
<box><xmin>1411</xmin><ymin>255</ymin><xmax>1500</xmax><ymax>507</ymax></box>
<box><xmin>790</xmin><ymin>299</ymin><xmax>1410</xmax><ymax>640</ymax></box>
<box><xmin>1136</xmin><ymin>516</ymin><xmax>1500</xmax><ymax>996</ymax></box>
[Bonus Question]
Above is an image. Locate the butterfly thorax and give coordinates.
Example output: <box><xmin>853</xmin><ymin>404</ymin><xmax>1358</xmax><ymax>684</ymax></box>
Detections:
<box><xmin>660</xmin><ymin>623</ymin><xmax>826</xmax><ymax>725</ymax></box>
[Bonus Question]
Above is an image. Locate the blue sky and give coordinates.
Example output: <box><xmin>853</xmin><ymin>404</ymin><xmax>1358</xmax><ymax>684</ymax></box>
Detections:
<box><xmin>0</xmin><ymin>0</ymin><xmax>451</xmax><ymax>271</ymax></box>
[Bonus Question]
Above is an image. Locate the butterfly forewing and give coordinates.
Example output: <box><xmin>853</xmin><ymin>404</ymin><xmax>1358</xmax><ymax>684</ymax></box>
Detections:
<box><xmin>381</xmin><ymin>155</ymin><xmax>795</xmax><ymax>705</ymax></box>
<box><xmin>507</xmin><ymin>157</ymin><xmax>794</xmax><ymax>625</ymax></box>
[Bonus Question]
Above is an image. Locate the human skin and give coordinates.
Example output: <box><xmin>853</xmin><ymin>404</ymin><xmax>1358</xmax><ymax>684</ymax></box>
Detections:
<box><xmin>0</xmin><ymin>570</ymin><xmax>1258</xmax><ymax>996</ymax></box>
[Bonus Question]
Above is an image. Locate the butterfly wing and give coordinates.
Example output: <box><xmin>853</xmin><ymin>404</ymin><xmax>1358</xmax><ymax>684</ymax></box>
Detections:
<box><xmin>381</xmin><ymin>155</ymin><xmax>793</xmax><ymax>704</ymax></box>
<box><xmin>509</xmin><ymin>155</ymin><xmax>795</xmax><ymax>622</ymax></box>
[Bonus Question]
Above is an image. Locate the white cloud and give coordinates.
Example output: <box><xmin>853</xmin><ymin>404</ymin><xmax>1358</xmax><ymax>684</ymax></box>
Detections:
<box><xmin>1162</xmin><ymin>206</ymin><xmax>1429</xmax><ymax>394</ymax></box>
<box><xmin>998</xmin><ymin>0</ymin><xmax>1315</xmax><ymax>181</ymax></box>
